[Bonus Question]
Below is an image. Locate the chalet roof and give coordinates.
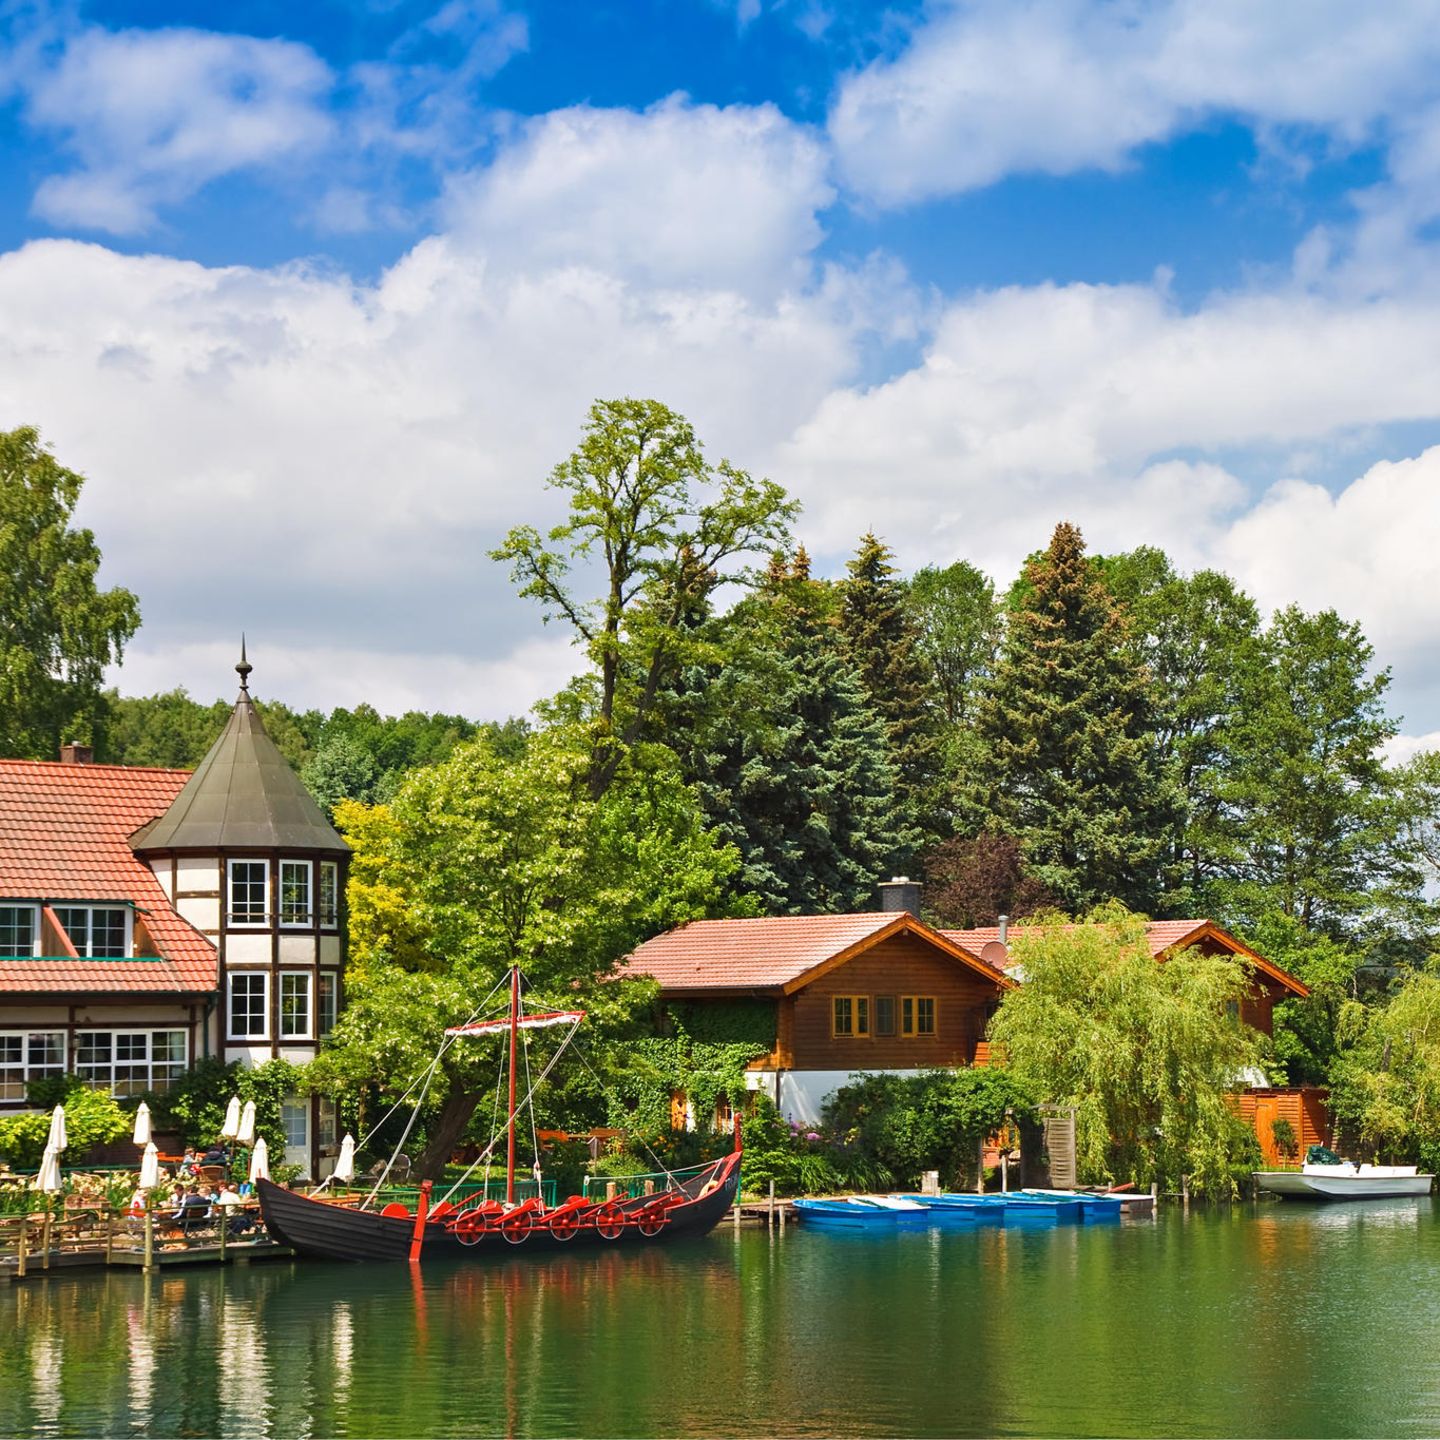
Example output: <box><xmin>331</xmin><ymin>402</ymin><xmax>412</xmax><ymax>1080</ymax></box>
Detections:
<box><xmin>940</xmin><ymin>918</ymin><xmax>1309</xmax><ymax>998</ymax></box>
<box><xmin>621</xmin><ymin>911</ymin><xmax>1011</xmax><ymax>996</ymax></box>
<box><xmin>0</xmin><ymin>759</ymin><xmax>217</xmax><ymax>994</ymax></box>
<box><xmin>132</xmin><ymin>680</ymin><xmax>347</xmax><ymax>856</ymax></box>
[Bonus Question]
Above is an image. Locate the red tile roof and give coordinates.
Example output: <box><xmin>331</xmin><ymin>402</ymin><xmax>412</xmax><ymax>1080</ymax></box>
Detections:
<box><xmin>0</xmin><ymin>759</ymin><xmax>216</xmax><ymax>995</ymax></box>
<box><xmin>940</xmin><ymin>918</ymin><xmax>1308</xmax><ymax>997</ymax></box>
<box><xmin>621</xmin><ymin>912</ymin><xmax>1006</xmax><ymax>995</ymax></box>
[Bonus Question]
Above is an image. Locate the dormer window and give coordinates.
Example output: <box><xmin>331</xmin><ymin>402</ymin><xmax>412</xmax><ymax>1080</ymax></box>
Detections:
<box><xmin>280</xmin><ymin>860</ymin><xmax>312</xmax><ymax>927</ymax></box>
<box><xmin>0</xmin><ymin>905</ymin><xmax>37</xmax><ymax>957</ymax></box>
<box><xmin>54</xmin><ymin>906</ymin><xmax>129</xmax><ymax>958</ymax></box>
<box><xmin>228</xmin><ymin>860</ymin><xmax>268</xmax><ymax>927</ymax></box>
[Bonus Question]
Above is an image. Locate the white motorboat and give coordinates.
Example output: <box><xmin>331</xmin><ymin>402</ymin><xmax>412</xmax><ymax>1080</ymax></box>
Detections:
<box><xmin>1254</xmin><ymin>1161</ymin><xmax>1434</xmax><ymax>1200</ymax></box>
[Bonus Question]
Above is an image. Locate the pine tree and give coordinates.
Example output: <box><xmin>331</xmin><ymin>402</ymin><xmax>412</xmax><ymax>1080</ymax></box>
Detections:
<box><xmin>966</xmin><ymin>522</ymin><xmax>1179</xmax><ymax>913</ymax></box>
<box><xmin>838</xmin><ymin>532</ymin><xmax>942</xmax><ymax>843</ymax></box>
<box><xmin>667</xmin><ymin>551</ymin><xmax>913</xmax><ymax>913</ymax></box>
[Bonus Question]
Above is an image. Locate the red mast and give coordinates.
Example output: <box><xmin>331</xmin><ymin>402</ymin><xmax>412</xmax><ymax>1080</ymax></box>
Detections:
<box><xmin>506</xmin><ymin>965</ymin><xmax>520</xmax><ymax>1206</ymax></box>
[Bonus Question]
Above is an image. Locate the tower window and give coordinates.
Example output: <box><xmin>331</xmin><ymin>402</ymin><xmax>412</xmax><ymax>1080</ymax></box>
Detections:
<box><xmin>228</xmin><ymin>861</ymin><xmax>268</xmax><ymax>926</ymax></box>
<box><xmin>228</xmin><ymin>972</ymin><xmax>269</xmax><ymax>1040</ymax></box>
<box><xmin>280</xmin><ymin>861</ymin><xmax>312</xmax><ymax>927</ymax></box>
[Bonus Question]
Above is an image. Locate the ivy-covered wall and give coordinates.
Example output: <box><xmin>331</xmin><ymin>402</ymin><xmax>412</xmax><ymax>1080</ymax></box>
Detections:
<box><xmin>606</xmin><ymin>999</ymin><xmax>778</xmax><ymax>1135</ymax></box>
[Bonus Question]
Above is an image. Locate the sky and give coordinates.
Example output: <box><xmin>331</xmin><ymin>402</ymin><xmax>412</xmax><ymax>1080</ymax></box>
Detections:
<box><xmin>2</xmin><ymin>0</ymin><xmax>1440</xmax><ymax>751</ymax></box>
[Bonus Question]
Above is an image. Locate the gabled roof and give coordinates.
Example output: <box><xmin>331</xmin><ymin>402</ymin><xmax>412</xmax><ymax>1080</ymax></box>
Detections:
<box><xmin>941</xmin><ymin>918</ymin><xmax>1309</xmax><ymax>998</ymax></box>
<box><xmin>0</xmin><ymin>759</ymin><xmax>217</xmax><ymax>994</ymax></box>
<box><xmin>132</xmin><ymin>685</ymin><xmax>347</xmax><ymax>855</ymax></box>
<box><xmin>621</xmin><ymin>911</ymin><xmax>1012</xmax><ymax>996</ymax></box>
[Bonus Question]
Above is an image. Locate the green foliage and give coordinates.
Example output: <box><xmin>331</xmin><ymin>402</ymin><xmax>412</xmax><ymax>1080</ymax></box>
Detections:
<box><xmin>986</xmin><ymin>904</ymin><xmax>1265</xmax><ymax>1198</ymax></box>
<box><xmin>822</xmin><ymin>1068</ymin><xmax>1037</xmax><ymax>1190</ymax></box>
<box><xmin>906</xmin><ymin>559</ymin><xmax>1001</xmax><ymax>728</ymax></box>
<box><xmin>839</xmin><ymin>532</ymin><xmax>943</xmax><ymax>841</ymax></box>
<box><xmin>0</xmin><ymin>425</ymin><xmax>141</xmax><ymax>759</ymax></box>
<box><xmin>665</xmin><ymin>549</ymin><xmax>910</xmax><ymax>913</ymax></box>
<box><xmin>493</xmin><ymin>397</ymin><xmax>796</xmax><ymax>796</ymax></box>
<box><xmin>315</xmin><ymin>723</ymin><xmax>741</xmax><ymax>1177</ymax></box>
<box><xmin>963</xmin><ymin>522</ymin><xmax>1180</xmax><ymax>914</ymax></box>
<box><xmin>1328</xmin><ymin>965</ymin><xmax>1440</xmax><ymax>1163</ymax></box>
<box><xmin>0</xmin><ymin>1081</ymin><xmax>129</xmax><ymax>1168</ymax></box>
<box><xmin>1213</xmin><ymin>606</ymin><xmax>1411</xmax><ymax>935</ymax></box>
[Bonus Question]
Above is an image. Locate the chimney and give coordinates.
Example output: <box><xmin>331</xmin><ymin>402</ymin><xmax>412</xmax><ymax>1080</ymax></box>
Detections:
<box><xmin>59</xmin><ymin>742</ymin><xmax>94</xmax><ymax>765</ymax></box>
<box><xmin>878</xmin><ymin>876</ymin><xmax>922</xmax><ymax>916</ymax></box>
<box><xmin>998</xmin><ymin>914</ymin><xmax>1009</xmax><ymax>944</ymax></box>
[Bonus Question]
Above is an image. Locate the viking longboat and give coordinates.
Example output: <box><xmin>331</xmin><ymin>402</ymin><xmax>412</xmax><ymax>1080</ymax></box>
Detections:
<box><xmin>258</xmin><ymin>968</ymin><xmax>742</xmax><ymax>1263</ymax></box>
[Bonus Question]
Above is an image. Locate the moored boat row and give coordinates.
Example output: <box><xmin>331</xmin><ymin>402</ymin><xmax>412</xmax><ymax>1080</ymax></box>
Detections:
<box><xmin>791</xmin><ymin>1189</ymin><xmax>1129</xmax><ymax>1231</ymax></box>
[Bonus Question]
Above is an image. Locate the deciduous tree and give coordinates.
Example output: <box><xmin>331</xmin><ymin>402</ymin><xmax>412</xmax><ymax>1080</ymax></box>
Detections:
<box><xmin>0</xmin><ymin>427</ymin><xmax>140</xmax><ymax>758</ymax></box>
<box><xmin>493</xmin><ymin>398</ymin><xmax>796</xmax><ymax>797</ymax></box>
<box><xmin>985</xmin><ymin>905</ymin><xmax>1265</xmax><ymax>1196</ymax></box>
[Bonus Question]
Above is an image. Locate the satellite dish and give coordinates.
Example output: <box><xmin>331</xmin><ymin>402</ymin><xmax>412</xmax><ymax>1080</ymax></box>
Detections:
<box><xmin>981</xmin><ymin>940</ymin><xmax>1010</xmax><ymax>968</ymax></box>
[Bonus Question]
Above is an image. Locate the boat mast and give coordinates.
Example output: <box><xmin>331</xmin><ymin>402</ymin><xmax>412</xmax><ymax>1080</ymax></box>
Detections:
<box><xmin>506</xmin><ymin>964</ymin><xmax>520</xmax><ymax>1206</ymax></box>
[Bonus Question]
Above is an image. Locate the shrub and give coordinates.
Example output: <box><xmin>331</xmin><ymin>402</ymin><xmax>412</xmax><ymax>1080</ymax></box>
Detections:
<box><xmin>0</xmin><ymin>1081</ymin><xmax>130</xmax><ymax>1169</ymax></box>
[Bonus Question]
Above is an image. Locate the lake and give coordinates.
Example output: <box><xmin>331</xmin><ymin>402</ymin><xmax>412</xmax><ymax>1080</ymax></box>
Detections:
<box><xmin>4</xmin><ymin>1199</ymin><xmax>1440</xmax><ymax>1437</ymax></box>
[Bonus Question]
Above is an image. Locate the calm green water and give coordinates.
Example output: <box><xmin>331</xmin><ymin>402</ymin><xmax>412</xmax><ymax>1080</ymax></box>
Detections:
<box><xmin>5</xmin><ymin>1200</ymin><xmax>1440</xmax><ymax>1438</ymax></box>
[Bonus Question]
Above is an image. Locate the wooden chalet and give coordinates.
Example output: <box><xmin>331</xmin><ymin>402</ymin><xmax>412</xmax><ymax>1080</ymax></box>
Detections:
<box><xmin>0</xmin><ymin>652</ymin><xmax>350</xmax><ymax>1178</ymax></box>
<box><xmin>621</xmin><ymin>884</ymin><xmax>1013</xmax><ymax>1126</ymax></box>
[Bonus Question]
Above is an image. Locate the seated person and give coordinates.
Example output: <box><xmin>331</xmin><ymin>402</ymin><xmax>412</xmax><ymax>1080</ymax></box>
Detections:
<box><xmin>215</xmin><ymin>1183</ymin><xmax>243</xmax><ymax>1211</ymax></box>
<box><xmin>177</xmin><ymin>1147</ymin><xmax>200</xmax><ymax>1177</ymax></box>
<box><xmin>199</xmin><ymin>1142</ymin><xmax>230</xmax><ymax>1167</ymax></box>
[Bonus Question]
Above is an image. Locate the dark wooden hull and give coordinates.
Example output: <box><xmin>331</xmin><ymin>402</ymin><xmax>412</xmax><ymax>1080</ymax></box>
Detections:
<box><xmin>257</xmin><ymin>1151</ymin><xmax>742</xmax><ymax>1263</ymax></box>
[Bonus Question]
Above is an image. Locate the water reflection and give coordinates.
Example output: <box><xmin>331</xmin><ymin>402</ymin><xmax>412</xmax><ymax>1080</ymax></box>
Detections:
<box><xmin>4</xmin><ymin>1208</ymin><xmax>1440</xmax><ymax>1437</ymax></box>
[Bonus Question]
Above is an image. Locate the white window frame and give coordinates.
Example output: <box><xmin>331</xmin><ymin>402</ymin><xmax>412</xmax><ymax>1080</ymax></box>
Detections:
<box><xmin>227</xmin><ymin>860</ymin><xmax>269</xmax><ymax>928</ymax></box>
<box><xmin>279</xmin><ymin>860</ymin><xmax>312</xmax><ymax>929</ymax></box>
<box><xmin>228</xmin><ymin>971</ymin><xmax>270</xmax><ymax>1041</ymax></box>
<box><xmin>75</xmin><ymin>1028</ymin><xmax>188</xmax><ymax>1096</ymax></box>
<box><xmin>319</xmin><ymin>862</ymin><xmax>340</xmax><ymax>929</ymax></box>
<box><xmin>0</xmin><ymin>904</ymin><xmax>39</xmax><ymax>958</ymax></box>
<box><xmin>317</xmin><ymin>971</ymin><xmax>339</xmax><ymax>1037</ymax></box>
<box><xmin>0</xmin><ymin>1030</ymin><xmax>66</xmax><ymax>1103</ymax></box>
<box><xmin>279</xmin><ymin>971</ymin><xmax>313</xmax><ymax>1039</ymax></box>
<box><xmin>52</xmin><ymin>904</ymin><xmax>132</xmax><ymax>958</ymax></box>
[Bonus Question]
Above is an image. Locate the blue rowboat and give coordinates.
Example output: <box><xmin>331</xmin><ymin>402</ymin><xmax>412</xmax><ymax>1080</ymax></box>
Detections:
<box><xmin>1018</xmin><ymin>1189</ymin><xmax>1125</xmax><ymax>1221</ymax></box>
<box><xmin>896</xmin><ymin>1194</ymin><xmax>1004</xmax><ymax>1225</ymax></box>
<box><xmin>793</xmin><ymin>1198</ymin><xmax>925</xmax><ymax>1230</ymax></box>
<box><xmin>996</xmin><ymin>1193</ymin><xmax>1084</xmax><ymax>1223</ymax></box>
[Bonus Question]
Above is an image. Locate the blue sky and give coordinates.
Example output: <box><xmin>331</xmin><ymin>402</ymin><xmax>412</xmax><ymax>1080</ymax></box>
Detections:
<box><xmin>1</xmin><ymin>0</ymin><xmax>1439</xmax><ymax>743</ymax></box>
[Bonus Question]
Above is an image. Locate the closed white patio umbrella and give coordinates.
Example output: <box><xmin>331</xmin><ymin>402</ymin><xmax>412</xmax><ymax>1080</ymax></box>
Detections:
<box><xmin>132</xmin><ymin>1101</ymin><xmax>152</xmax><ymax>1147</ymax></box>
<box><xmin>221</xmin><ymin>1096</ymin><xmax>241</xmax><ymax>1140</ymax></box>
<box><xmin>248</xmin><ymin>1137</ymin><xmax>270</xmax><ymax>1185</ymax></box>
<box><xmin>34</xmin><ymin>1145</ymin><xmax>62</xmax><ymax>1193</ymax></box>
<box><xmin>333</xmin><ymin>1134</ymin><xmax>356</xmax><ymax>1184</ymax></box>
<box><xmin>138</xmin><ymin>1142</ymin><xmax>160</xmax><ymax>1192</ymax></box>
<box><xmin>46</xmin><ymin>1105</ymin><xmax>66</xmax><ymax>1154</ymax></box>
<box><xmin>236</xmin><ymin>1101</ymin><xmax>256</xmax><ymax>1146</ymax></box>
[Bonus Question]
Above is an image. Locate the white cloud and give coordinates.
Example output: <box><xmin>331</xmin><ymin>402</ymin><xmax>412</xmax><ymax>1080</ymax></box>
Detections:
<box><xmin>441</xmin><ymin>98</ymin><xmax>835</xmax><ymax>297</ymax></box>
<box><xmin>1384</xmin><ymin>732</ymin><xmax>1440</xmax><ymax>768</ymax></box>
<box><xmin>25</xmin><ymin>27</ymin><xmax>335</xmax><ymax>234</ymax></box>
<box><xmin>829</xmin><ymin>0</ymin><xmax>1440</xmax><ymax>206</ymax></box>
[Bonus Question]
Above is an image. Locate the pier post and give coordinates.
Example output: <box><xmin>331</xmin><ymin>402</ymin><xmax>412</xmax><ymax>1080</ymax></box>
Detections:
<box><xmin>41</xmin><ymin>1208</ymin><xmax>52</xmax><ymax>1271</ymax></box>
<box><xmin>143</xmin><ymin>1205</ymin><xmax>154</xmax><ymax>1273</ymax></box>
<box><xmin>768</xmin><ymin>1180</ymin><xmax>775</xmax><ymax>1228</ymax></box>
<box><xmin>1182</xmin><ymin>1174</ymin><xmax>1190</xmax><ymax>1211</ymax></box>
<box><xmin>1150</xmin><ymin>1180</ymin><xmax>1158</xmax><ymax>1206</ymax></box>
<box><xmin>104</xmin><ymin>1209</ymin><xmax>114</xmax><ymax>1265</ymax></box>
<box><xmin>219</xmin><ymin>1207</ymin><xmax>228</xmax><ymax>1264</ymax></box>
<box><xmin>16</xmin><ymin>1218</ymin><xmax>27</xmax><ymax>1279</ymax></box>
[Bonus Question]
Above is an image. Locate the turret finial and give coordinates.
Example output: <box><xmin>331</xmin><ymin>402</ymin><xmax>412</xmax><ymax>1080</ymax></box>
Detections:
<box><xmin>236</xmin><ymin>635</ymin><xmax>252</xmax><ymax>693</ymax></box>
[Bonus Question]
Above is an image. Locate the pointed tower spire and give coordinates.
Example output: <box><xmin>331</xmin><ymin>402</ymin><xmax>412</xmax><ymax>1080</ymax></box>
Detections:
<box><xmin>236</xmin><ymin>635</ymin><xmax>252</xmax><ymax>694</ymax></box>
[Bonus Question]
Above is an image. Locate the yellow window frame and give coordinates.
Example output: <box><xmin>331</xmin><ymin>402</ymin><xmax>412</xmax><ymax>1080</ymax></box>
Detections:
<box><xmin>832</xmin><ymin>994</ymin><xmax>871</xmax><ymax>1038</ymax></box>
<box><xmin>901</xmin><ymin>995</ymin><xmax>938</xmax><ymax>1037</ymax></box>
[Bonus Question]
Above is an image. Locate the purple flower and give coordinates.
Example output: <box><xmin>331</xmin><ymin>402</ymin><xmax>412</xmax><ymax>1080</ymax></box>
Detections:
<box><xmin>804</xmin><ymin>1132</ymin><xmax>821</xmax><ymax>1142</ymax></box>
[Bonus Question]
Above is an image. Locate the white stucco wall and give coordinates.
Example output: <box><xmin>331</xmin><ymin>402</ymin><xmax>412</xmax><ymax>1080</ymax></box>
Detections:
<box><xmin>767</xmin><ymin>1068</ymin><xmax>938</xmax><ymax>1127</ymax></box>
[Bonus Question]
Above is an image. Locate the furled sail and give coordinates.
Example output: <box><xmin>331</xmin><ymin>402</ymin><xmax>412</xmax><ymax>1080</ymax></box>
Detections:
<box><xmin>444</xmin><ymin>1010</ymin><xmax>585</xmax><ymax>1037</ymax></box>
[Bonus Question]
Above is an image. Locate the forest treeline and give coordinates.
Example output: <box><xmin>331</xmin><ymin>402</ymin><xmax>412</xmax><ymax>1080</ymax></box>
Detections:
<box><xmin>7</xmin><ymin>408</ymin><xmax>1440</xmax><ymax>1181</ymax></box>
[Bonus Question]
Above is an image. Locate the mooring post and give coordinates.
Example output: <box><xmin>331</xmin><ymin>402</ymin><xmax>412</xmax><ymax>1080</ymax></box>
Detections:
<box><xmin>768</xmin><ymin>1180</ymin><xmax>775</xmax><ymax>1227</ymax></box>
<box><xmin>977</xmin><ymin>1138</ymin><xmax>985</xmax><ymax>1194</ymax></box>
<box><xmin>17</xmin><ymin>1218</ymin><xmax>28</xmax><ymax>1279</ymax></box>
<box><xmin>104</xmin><ymin>1209</ymin><xmax>115</xmax><ymax>1265</ymax></box>
<box><xmin>219</xmin><ymin>1206</ymin><xmax>227</xmax><ymax>1263</ymax></box>
<box><xmin>1150</xmin><ymin>1180</ymin><xmax>1159</xmax><ymax>1207</ymax></box>
<box><xmin>1182</xmin><ymin>1174</ymin><xmax>1190</xmax><ymax>1211</ymax></box>
<box><xmin>143</xmin><ymin>1204</ymin><xmax>154</xmax><ymax>1273</ymax></box>
<box><xmin>41</xmin><ymin>1207</ymin><xmax>52</xmax><ymax>1271</ymax></box>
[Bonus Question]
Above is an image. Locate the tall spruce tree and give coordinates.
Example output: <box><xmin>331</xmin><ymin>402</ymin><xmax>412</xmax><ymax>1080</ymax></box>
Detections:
<box><xmin>666</xmin><ymin>550</ymin><xmax>911</xmax><ymax>913</ymax></box>
<box><xmin>838</xmin><ymin>532</ymin><xmax>942</xmax><ymax>842</ymax></box>
<box><xmin>966</xmin><ymin>522</ymin><xmax>1178</xmax><ymax>913</ymax></box>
